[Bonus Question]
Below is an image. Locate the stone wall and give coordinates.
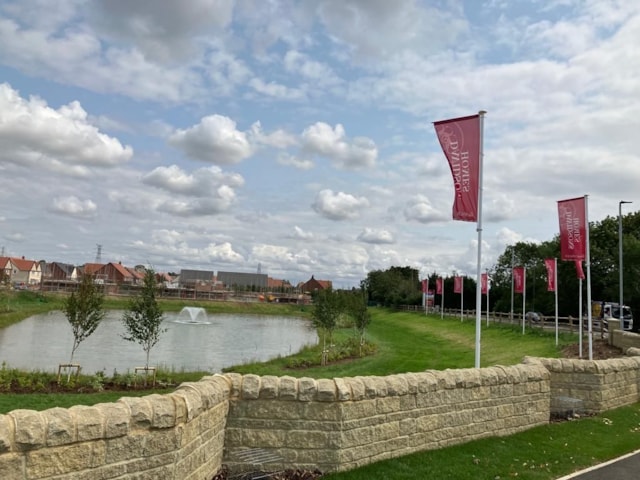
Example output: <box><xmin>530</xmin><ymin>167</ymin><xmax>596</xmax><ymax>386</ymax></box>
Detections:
<box><xmin>0</xmin><ymin>375</ymin><xmax>230</xmax><ymax>480</ymax></box>
<box><xmin>610</xmin><ymin>328</ymin><xmax>640</xmax><ymax>352</ymax></box>
<box><xmin>528</xmin><ymin>356</ymin><xmax>640</xmax><ymax>415</ymax></box>
<box><xmin>3</xmin><ymin>356</ymin><xmax>640</xmax><ymax>479</ymax></box>
<box><xmin>222</xmin><ymin>364</ymin><xmax>551</xmax><ymax>473</ymax></box>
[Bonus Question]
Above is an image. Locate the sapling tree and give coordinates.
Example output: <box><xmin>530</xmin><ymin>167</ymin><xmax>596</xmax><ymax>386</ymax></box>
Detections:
<box><xmin>121</xmin><ymin>269</ymin><xmax>166</xmax><ymax>377</ymax></box>
<box><xmin>311</xmin><ymin>288</ymin><xmax>343</xmax><ymax>365</ymax></box>
<box><xmin>346</xmin><ymin>289</ymin><xmax>371</xmax><ymax>356</ymax></box>
<box><xmin>63</xmin><ymin>273</ymin><xmax>106</xmax><ymax>365</ymax></box>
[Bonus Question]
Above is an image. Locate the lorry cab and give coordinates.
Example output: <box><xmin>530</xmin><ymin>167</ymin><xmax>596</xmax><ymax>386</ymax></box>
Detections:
<box><xmin>594</xmin><ymin>301</ymin><xmax>633</xmax><ymax>331</ymax></box>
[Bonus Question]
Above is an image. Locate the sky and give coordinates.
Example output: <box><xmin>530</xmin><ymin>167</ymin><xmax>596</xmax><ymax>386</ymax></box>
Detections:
<box><xmin>1</xmin><ymin>0</ymin><xmax>639</xmax><ymax>288</ymax></box>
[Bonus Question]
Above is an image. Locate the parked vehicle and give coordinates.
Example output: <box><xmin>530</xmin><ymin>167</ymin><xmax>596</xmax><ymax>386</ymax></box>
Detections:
<box><xmin>525</xmin><ymin>311</ymin><xmax>543</xmax><ymax>323</ymax></box>
<box><xmin>592</xmin><ymin>301</ymin><xmax>633</xmax><ymax>331</ymax></box>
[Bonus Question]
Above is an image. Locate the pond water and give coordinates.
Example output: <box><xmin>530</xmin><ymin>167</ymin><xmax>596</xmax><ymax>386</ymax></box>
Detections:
<box><xmin>0</xmin><ymin>310</ymin><xmax>317</xmax><ymax>374</ymax></box>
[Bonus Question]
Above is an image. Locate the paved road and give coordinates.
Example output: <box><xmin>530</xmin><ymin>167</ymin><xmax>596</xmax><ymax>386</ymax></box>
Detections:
<box><xmin>556</xmin><ymin>450</ymin><xmax>640</xmax><ymax>479</ymax></box>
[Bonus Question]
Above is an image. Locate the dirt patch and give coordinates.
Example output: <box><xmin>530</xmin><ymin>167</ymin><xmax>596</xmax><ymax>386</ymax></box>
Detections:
<box><xmin>561</xmin><ymin>339</ymin><xmax>624</xmax><ymax>359</ymax></box>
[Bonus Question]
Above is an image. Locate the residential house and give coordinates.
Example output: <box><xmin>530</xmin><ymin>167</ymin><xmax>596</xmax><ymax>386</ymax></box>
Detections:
<box><xmin>44</xmin><ymin>262</ymin><xmax>79</xmax><ymax>281</ymax></box>
<box><xmin>94</xmin><ymin>262</ymin><xmax>134</xmax><ymax>284</ymax></box>
<box><xmin>300</xmin><ymin>275</ymin><xmax>332</xmax><ymax>293</ymax></box>
<box><xmin>0</xmin><ymin>257</ymin><xmax>42</xmax><ymax>286</ymax></box>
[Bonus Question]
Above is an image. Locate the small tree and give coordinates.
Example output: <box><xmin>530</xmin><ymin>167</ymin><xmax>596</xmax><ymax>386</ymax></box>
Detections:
<box><xmin>311</xmin><ymin>288</ymin><xmax>343</xmax><ymax>365</ymax></box>
<box><xmin>121</xmin><ymin>269</ymin><xmax>166</xmax><ymax>375</ymax></box>
<box><xmin>63</xmin><ymin>274</ymin><xmax>106</xmax><ymax>368</ymax></box>
<box><xmin>346</xmin><ymin>289</ymin><xmax>371</xmax><ymax>356</ymax></box>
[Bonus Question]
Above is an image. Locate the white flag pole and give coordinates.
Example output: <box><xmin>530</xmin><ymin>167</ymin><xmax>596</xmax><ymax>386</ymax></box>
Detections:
<box><xmin>474</xmin><ymin>111</ymin><xmax>486</xmax><ymax>368</ymax></box>
<box><xmin>585</xmin><ymin>195</ymin><xmax>593</xmax><ymax>360</ymax></box>
<box><xmin>522</xmin><ymin>267</ymin><xmax>527</xmax><ymax>335</ymax></box>
<box><xmin>486</xmin><ymin>270</ymin><xmax>490</xmax><ymax>327</ymax></box>
<box><xmin>579</xmin><ymin>277</ymin><xmax>583</xmax><ymax>358</ymax></box>
<box><xmin>441</xmin><ymin>278</ymin><xmax>445</xmax><ymax>320</ymax></box>
<box><xmin>460</xmin><ymin>277</ymin><xmax>464</xmax><ymax>322</ymax></box>
<box><xmin>554</xmin><ymin>257</ymin><xmax>559</xmax><ymax>346</ymax></box>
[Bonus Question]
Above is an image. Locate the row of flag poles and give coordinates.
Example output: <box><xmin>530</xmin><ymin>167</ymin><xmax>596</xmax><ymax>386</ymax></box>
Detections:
<box><xmin>433</xmin><ymin>111</ymin><xmax>595</xmax><ymax>366</ymax></box>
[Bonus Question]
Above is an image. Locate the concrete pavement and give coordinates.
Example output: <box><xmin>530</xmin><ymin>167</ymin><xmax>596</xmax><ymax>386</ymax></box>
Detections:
<box><xmin>556</xmin><ymin>449</ymin><xmax>640</xmax><ymax>479</ymax></box>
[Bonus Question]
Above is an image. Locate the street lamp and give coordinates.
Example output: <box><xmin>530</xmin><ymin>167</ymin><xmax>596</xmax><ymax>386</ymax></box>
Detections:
<box><xmin>619</xmin><ymin>200</ymin><xmax>632</xmax><ymax>330</ymax></box>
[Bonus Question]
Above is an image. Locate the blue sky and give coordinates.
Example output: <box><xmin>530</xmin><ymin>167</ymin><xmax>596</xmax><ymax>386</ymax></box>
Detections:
<box><xmin>1</xmin><ymin>0</ymin><xmax>639</xmax><ymax>287</ymax></box>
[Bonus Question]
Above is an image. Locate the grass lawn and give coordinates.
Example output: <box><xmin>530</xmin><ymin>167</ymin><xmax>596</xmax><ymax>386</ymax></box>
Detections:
<box><xmin>2</xmin><ymin>297</ymin><xmax>638</xmax><ymax>480</ymax></box>
<box><xmin>223</xmin><ymin>308</ymin><xmax>575</xmax><ymax>377</ymax></box>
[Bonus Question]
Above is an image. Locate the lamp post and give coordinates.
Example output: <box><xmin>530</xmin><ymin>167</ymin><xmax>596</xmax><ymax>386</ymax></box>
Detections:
<box><xmin>619</xmin><ymin>200</ymin><xmax>632</xmax><ymax>330</ymax></box>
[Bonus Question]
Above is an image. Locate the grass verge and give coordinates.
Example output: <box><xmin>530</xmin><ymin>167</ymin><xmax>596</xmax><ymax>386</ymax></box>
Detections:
<box><xmin>322</xmin><ymin>403</ymin><xmax>640</xmax><ymax>480</ymax></box>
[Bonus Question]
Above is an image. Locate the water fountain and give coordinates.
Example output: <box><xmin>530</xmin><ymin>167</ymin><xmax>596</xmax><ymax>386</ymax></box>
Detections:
<box><xmin>176</xmin><ymin>306</ymin><xmax>210</xmax><ymax>324</ymax></box>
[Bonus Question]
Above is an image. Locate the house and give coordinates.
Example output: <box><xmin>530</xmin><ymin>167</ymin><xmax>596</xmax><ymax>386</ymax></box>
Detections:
<box><xmin>300</xmin><ymin>275</ymin><xmax>332</xmax><ymax>293</ymax></box>
<box><xmin>0</xmin><ymin>256</ymin><xmax>42</xmax><ymax>286</ymax></box>
<box><xmin>44</xmin><ymin>262</ymin><xmax>79</xmax><ymax>281</ymax></box>
<box><xmin>94</xmin><ymin>262</ymin><xmax>134</xmax><ymax>284</ymax></box>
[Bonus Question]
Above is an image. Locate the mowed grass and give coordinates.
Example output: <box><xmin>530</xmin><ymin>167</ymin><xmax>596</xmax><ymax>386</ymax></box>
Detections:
<box><xmin>224</xmin><ymin>308</ymin><xmax>575</xmax><ymax>377</ymax></box>
<box><xmin>323</xmin><ymin>402</ymin><xmax>640</xmax><ymax>480</ymax></box>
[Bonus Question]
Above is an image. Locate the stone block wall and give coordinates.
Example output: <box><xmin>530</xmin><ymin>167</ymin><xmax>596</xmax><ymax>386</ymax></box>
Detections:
<box><xmin>222</xmin><ymin>364</ymin><xmax>551</xmax><ymax>473</ymax></box>
<box><xmin>0</xmin><ymin>375</ymin><xmax>230</xmax><ymax>480</ymax></box>
<box><xmin>3</xmin><ymin>357</ymin><xmax>640</xmax><ymax>479</ymax></box>
<box><xmin>529</xmin><ymin>356</ymin><xmax>640</xmax><ymax>414</ymax></box>
<box><xmin>610</xmin><ymin>329</ymin><xmax>640</xmax><ymax>352</ymax></box>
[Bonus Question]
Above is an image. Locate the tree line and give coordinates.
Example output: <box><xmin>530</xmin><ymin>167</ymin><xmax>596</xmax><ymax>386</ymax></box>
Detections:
<box><xmin>362</xmin><ymin>210</ymin><xmax>640</xmax><ymax>328</ymax></box>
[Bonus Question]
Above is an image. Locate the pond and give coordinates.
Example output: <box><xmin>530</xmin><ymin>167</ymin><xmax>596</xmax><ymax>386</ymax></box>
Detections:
<box><xmin>0</xmin><ymin>309</ymin><xmax>318</xmax><ymax>374</ymax></box>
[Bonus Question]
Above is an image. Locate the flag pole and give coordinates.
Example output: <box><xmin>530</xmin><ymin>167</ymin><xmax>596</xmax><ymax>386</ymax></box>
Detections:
<box><xmin>578</xmin><ymin>277</ymin><xmax>583</xmax><ymax>358</ymax></box>
<box><xmin>474</xmin><ymin>110</ymin><xmax>486</xmax><ymax>368</ymax></box>
<box><xmin>522</xmin><ymin>267</ymin><xmax>527</xmax><ymax>335</ymax></box>
<box><xmin>460</xmin><ymin>277</ymin><xmax>464</xmax><ymax>322</ymax></box>
<box><xmin>441</xmin><ymin>278</ymin><xmax>445</xmax><ymax>320</ymax></box>
<box><xmin>585</xmin><ymin>195</ymin><xmax>593</xmax><ymax>360</ymax></box>
<box><xmin>554</xmin><ymin>257</ymin><xmax>559</xmax><ymax>346</ymax></box>
<box><xmin>486</xmin><ymin>270</ymin><xmax>490</xmax><ymax>327</ymax></box>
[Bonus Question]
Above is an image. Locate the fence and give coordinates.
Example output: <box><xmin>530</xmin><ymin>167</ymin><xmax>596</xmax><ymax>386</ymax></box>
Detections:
<box><xmin>395</xmin><ymin>305</ymin><xmax>607</xmax><ymax>336</ymax></box>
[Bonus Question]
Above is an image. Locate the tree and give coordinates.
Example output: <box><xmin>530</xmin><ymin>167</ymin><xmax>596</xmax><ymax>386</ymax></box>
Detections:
<box><xmin>363</xmin><ymin>266</ymin><xmax>422</xmax><ymax>307</ymax></box>
<box><xmin>345</xmin><ymin>288</ymin><xmax>371</xmax><ymax>356</ymax></box>
<box><xmin>63</xmin><ymin>274</ymin><xmax>106</xmax><ymax>366</ymax></box>
<box><xmin>311</xmin><ymin>288</ymin><xmax>343</xmax><ymax>365</ymax></box>
<box><xmin>121</xmin><ymin>269</ymin><xmax>166</xmax><ymax>371</ymax></box>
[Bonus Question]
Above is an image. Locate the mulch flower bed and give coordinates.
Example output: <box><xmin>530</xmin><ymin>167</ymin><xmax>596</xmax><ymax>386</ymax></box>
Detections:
<box><xmin>212</xmin><ymin>466</ymin><xmax>323</xmax><ymax>480</ymax></box>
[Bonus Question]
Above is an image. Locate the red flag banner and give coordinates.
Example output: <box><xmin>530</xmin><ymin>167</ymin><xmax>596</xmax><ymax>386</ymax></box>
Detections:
<box><xmin>513</xmin><ymin>267</ymin><xmax>526</xmax><ymax>294</ymax></box>
<box><xmin>453</xmin><ymin>276</ymin><xmax>463</xmax><ymax>294</ymax></box>
<box><xmin>481</xmin><ymin>273</ymin><xmax>488</xmax><ymax>295</ymax></box>
<box><xmin>558</xmin><ymin>196</ymin><xmax>587</xmax><ymax>261</ymax></box>
<box><xmin>434</xmin><ymin>114</ymin><xmax>480</xmax><ymax>222</ymax></box>
<box><xmin>421</xmin><ymin>279</ymin><xmax>427</xmax><ymax>293</ymax></box>
<box><xmin>575</xmin><ymin>260</ymin><xmax>585</xmax><ymax>280</ymax></box>
<box><xmin>436</xmin><ymin>277</ymin><xmax>443</xmax><ymax>295</ymax></box>
<box><xmin>544</xmin><ymin>258</ymin><xmax>556</xmax><ymax>292</ymax></box>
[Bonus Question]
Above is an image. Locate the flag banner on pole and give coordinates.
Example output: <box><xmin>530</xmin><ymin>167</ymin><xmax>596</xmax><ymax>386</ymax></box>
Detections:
<box><xmin>434</xmin><ymin>114</ymin><xmax>481</xmax><ymax>222</ymax></box>
<box><xmin>544</xmin><ymin>258</ymin><xmax>556</xmax><ymax>292</ymax></box>
<box><xmin>513</xmin><ymin>267</ymin><xmax>526</xmax><ymax>294</ymax></box>
<box><xmin>575</xmin><ymin>260</ymin><xmax>585</xmax><ymax>280</ymax></box>
<box><xmin>558</xmin><ymin>196</ymin><xmax>587</xmax><ymax>261</ymax></box>
<box><xmin>481</xmin><ymin>273</ymin><xmax>488</xmax><ymax>295</ymax></box>
<box><xmin>436</xmin><ymin>277</ymin><xmax>443</xmax><ymax>295</ymax></box>
<box><xmin>421</xmin><ymin>279</ymin><xmax>427</xmax><ymax>293</ymax></box>
<box><xmin>454</xmin><ymin>275</ymin><xmax>463</xmax><ymax>294</ymax></box>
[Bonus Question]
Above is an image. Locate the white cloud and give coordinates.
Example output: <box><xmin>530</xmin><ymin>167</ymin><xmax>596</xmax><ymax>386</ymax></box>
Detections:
<box><xmin>169</xmin><ymin>115</ymin><xmax>254</xmax><ymax>164</ymax></box>
<box><xmin>93</xmin><ymin>0</ymin><xmax>234</xmax><ymax>63</ymax></box>
<box><xmin>357</xmin><ymin>228</ymin><xmax>395</xmax><ymax>244</ymax></box>
<box><xmin>312</xmin><ymin>189</ymin><xmax>370</xmax><ymax>221</ymax></box>
<box><xmin>403</xmin><ymin>195</ymin><xmax>448</xmax><ymax>224</ymax></box>
<box><xmin>50</xmin><ymin>196</ymin><xmax>98</xmax><ymax>219</ymax></box>
<box><xmin>301</xmin><ymin>122</ymin><xmax>377</xmax><ymax>169</ymax></box>
<box><xmin>0</xmin><ymin>83</ymin><xmax>133</xmax><ymax>174</ymax></box>
<box><xmin>142</xmin><ymin>165</ymin><xmax>244</xmax><ymax>196</ymax></box>
<box><xmin>277</xmin><ymin>153</ymin><xmax>314</xmax><ymax>170</ymax></box>
<box><xmin>290</xmin><ymin>226</ymin><xmax>314</xmax><ymax>240</ymax></box>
